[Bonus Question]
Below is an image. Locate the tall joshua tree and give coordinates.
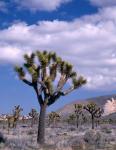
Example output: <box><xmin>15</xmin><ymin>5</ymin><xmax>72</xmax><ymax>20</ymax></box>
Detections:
<box><xmin>15</xmin><ymin>51</ymin><xmax>86</xmax><ymax>144</ymax></box>
<box><xmin>74</xmin><ymin>104</ymin><xmax>83</xmax><ymax>128</ymax></box>
<box><xmin>84</xmin><ymin>102</ymin><xmax>104</xmax><ymax>129</ymax></box>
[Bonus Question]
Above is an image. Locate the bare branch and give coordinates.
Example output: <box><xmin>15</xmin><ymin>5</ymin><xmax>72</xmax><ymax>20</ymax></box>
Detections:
<box><xmin>84</xmin><ymin>106</ymin><xmax>90</xmax><ymax>112</ymax></box>
<box><xmin>33</xmin><ymin>86</ymin><xmax>44</xmax><ymax>105</ymax></box>
<box><xmin>20</xmin><ymin>77</ymin><xmax>33</xmax><ymax>86</ymax></box>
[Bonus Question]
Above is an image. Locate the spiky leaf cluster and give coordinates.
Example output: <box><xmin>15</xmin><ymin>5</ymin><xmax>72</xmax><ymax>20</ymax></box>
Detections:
<box><xmin>24</xmin><ymin>53</ymin><xmax>35</xmax><ymax>65</ymax></box>
<box><xmin>36</xmin><ymin>51</ymin><xmax>52</xmax><ymax>67</ymax></box>
<box><xmin>44</xmin><ymin>77</ymin><xmax>53</xmax><ymax>94</ymax></box>
<box><xmin>74</xmin><ymin>104</ymin><xmax>83</xmax><ymax>115</ymax></box>
<box><xmin>15</xmin><ymin>66</ymin><xmax>25</xmax><ymax>79</ymax></box>
<box><xmin>12</xmin><ymin>105</ymin><xmax>23</xmax><ymax>116</ymax></box>
<box><xmin>73</xmin><ymin>76</ymin><xmax>87</xmax><ymax>89</ymax></box>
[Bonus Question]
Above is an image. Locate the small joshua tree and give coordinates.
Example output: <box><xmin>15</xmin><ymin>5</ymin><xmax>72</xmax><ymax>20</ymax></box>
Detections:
<box><xmin>67</xmin><ymin>114</ymin><xmax>76</xmax><ymax>125</ymax></box>
<box><xmin>81</xmin><ymin>113</ymin><xmax>87</xmax><ymax>125</ymax></box>
<box><xmin>48</xmin><ymin>111</ymin><xmax>60</xmax><ymax>127</ymax></box>
<box><xmin>7</xmin><ymin>105</ymin><xmax>23</xmax><ymax>129</ymax></box>
<box><xmin>74</xmin><ymin>104</ymin><xmax>83</xmax><ymax>128</ymax></box>
<box><xmin>84</xmin><ymin>102</ymin><xmax>104</xmax><ymax>129</ymax></box>
<box><xmin>29</xmin><ymin>108</ymin><xmax>38</xmax><ymax>127</ymax></box>
<box><xmin>15</xmin><ymin>51</ymin><xmax>86</xmax><ymax>144</ymax></box>
<box><xmin>108</xmin><ymin>118</ymin><xmax>113</xmax><ymax>124</ymax></box>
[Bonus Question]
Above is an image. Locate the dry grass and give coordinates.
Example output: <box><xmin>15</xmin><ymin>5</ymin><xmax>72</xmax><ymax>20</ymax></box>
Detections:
<box><xmin>0</xmin><ymin>122</ymin><xmax>116</xmax><ymax>150</ymax></box>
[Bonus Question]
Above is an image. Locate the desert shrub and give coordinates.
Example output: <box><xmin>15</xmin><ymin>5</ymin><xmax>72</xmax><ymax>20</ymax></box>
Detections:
<box><xmin>101</xmin><ymin>125</ymin><xmax>112</xmax><ymax>134</ymax></box>
<box><xmin>84</xmin><ymin>130</ymin><xmax>96</xmax><ymax>145</ymax></box>
<box><xmin>70</xmin><ymin>137</ymin><xmax>85</xmax><ymax>150</ymax></box>
<box><xmin>69</xmin><ymin>127</ymin><xmax>76</xmax><ymax>131</ymax></box>
<box><xmin>84</xmin><ymin>130</ymin><xmax>113</xmax><ymax>149</ymax></box>
<box><xmin>27</xmin><ymin>130</ymin><xmax>34</xmax><ymax>135</ymax></box>
<box><xmin>40</xmin><ymin>144</ymin><xmax>56</xmax><ymax>150</ymax></box>
<box><xmin>6</xmin><ymin>138</ymin><xmax>29</xmax><ymax>150</ymax></box>
<box><xmin>113</xmin><ymin>144</ymin><xmax>116</xmax><ymax>150</ymax></box>
<box><xmin>95</xmin><ymin>132</ymin><xmax>107</xmax><ymax>148</ymax></box>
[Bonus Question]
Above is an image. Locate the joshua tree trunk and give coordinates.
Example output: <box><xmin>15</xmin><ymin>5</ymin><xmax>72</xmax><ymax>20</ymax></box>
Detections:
<box><xmin>95</xmin><ymin>119</ymin><xmax>98</xmax><ymax>127</ymax></box>
<box><xmin>53</xmin><ymin>120</ymin><xmax>55</xmax><ymax>128</ymax></box>
<box><xmin>91</xmin><ymin>115</ymin><xmax>94</xmax><ymax>129</ymax></box>
<box><xmin>76</xmin><ymin>116</ymin><xmax>79</xmax><ymax>128</ymax></box>
<box><xmin>31</xmin><ymin>118</ymin><xmax>34</xmax><ymax>127</ymax></box>
<box><xmin>37</xmin><ymin>104</ymin><xmax>47</xmax><ymax>144</ymax></box>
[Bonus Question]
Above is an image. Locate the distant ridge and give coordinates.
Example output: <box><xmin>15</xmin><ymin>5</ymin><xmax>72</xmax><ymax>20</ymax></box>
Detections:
<box><xmin>57</xmin><ymin>94</ymin><xmax>116</xmax><ymax>116</ymax></box>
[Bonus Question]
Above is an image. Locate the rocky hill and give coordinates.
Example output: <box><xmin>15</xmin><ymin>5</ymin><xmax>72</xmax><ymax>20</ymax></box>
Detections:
<box><xmin>103</xmin><ymin>112</ymin><xmax>116</xmax><ymax>120</ymax></box>
<box><xmin>57</xmin><ymin>94</ymin><xmax>116</xmax><ymax>116</ymax></box>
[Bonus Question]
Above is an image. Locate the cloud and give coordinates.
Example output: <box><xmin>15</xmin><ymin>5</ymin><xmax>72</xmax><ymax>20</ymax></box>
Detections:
<box><xmin>14</xmin><ymin>0</ymin><xmax>71</xmax><ymax>12</ymax></box>
<box><xmin>0</xmin><ymin>44</ymin><xmax>22</xmax><ymax>63</ymax></box>
<box><xmin>0</xmin><ymin>7</ymin><xmax>116</xmax><ymax>90</ymax></box>
<box><xmin>89</xmin><ymin>0</ymin><xmax>116</xmax><ymax>7</ymax></box>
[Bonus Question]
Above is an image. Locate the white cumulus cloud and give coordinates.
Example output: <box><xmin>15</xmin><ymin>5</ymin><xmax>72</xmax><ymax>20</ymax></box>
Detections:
<box><xmin>0</xmin><ymin>7</ymin><xmax>116</xmax><ymax>90</ymax></box>
<box><xmin>0</xmin><ymin>44</ymin><xmax>23</xmax><ymax>63</ymax></box>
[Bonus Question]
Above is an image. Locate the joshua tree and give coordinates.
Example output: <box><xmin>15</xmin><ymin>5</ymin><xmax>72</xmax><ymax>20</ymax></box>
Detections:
<box><xmin>84</xmin><ymin>102</ymin><xmax>104</xmax><ymax>129</ymax></box>
<box><xmin>22</xmin><ymin>116</ymin><xmax>26</xmax><ymax>124</ymax></box>
<box><xmin>74</xmin><ymin>104</ymin><xmax>83</xmax><ymax>128</ymax></box>
<box><xmin>48</xmin><ymin>111</ymin><xmax>60</xmax><ymax>127</ymax></box>
<box><xmin>7</xmin><ymin>105</ymin><xmax>23</xmax><ymax>129</ymax></box>
<box><xmin>29</xmin><ymin>108</ymin><xmax>38</xmax><ymax>127</ymax></box>
<box><xmin>67</xmin><ymin>114</ymin><xmax>76</xmax><ymax>125</ymax></box>
<box><xmin>15</xmin><ymin>51</ymin><xmax>86</xmax><ymax>144</ymax></box>
<box><xmin>108</xmin><ymin>118</ymin><xmax>113</xmax><ymax>124</ymax></box>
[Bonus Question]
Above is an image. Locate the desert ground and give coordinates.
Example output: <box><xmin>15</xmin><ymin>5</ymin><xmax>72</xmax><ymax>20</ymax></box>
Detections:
<box><xmin>0</xmin><ymin>119</ymin><xmax>116</xmax><ymax>150</ymax></box>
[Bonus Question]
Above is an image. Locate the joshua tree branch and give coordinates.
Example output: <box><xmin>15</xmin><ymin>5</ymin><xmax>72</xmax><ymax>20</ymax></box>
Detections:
<box><xmin>33</xmin><ymin>86</ymin><xmax>44</xmax><ymax>105</ymax></box>
<box><xmin>48</xmin><ymin>85</ymin><xmax>78</xmax><ymax>106</ymax></box>
<box><xmin>21</xmin><ymin>78</ymin><xmax>33</xmax><ymax>86</ymax></box>
<box><xmin>54</xmin><ymin>74</ymin><xmax>67</xmax><ymax>94</ymax></box>
<box><xmin>47</xmin><ymin>91</ymin><xmax>64</xmax><ymax>106</ymax></box>
<box><xmin>84</xmin><ymin>107</ymin><xmax>92</xmax><ymax>113</ymax></box>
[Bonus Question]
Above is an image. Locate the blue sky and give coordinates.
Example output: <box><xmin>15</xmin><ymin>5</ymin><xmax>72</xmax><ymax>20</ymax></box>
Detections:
<box><xmin>0</xmin><ymin>0</ymin><xmax>116</xmax><ymax>114</ymax></box>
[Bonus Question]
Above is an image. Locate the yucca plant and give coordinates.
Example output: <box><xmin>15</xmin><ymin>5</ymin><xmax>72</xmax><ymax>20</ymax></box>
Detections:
<box><xmin>15</xmin><ymin>50</ymin><xmax>86</xmax><ymax>144</ymax></box>
<box><xmin>84</xmin><ymin>102</ymin><xmax>104</xmax><ymax>129</ymax></box>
